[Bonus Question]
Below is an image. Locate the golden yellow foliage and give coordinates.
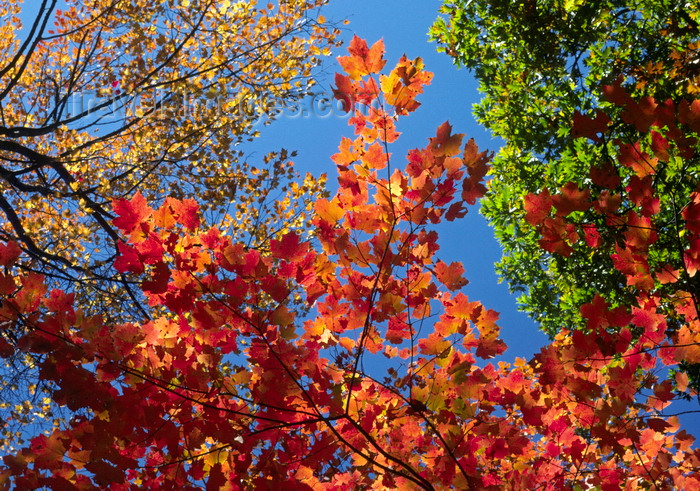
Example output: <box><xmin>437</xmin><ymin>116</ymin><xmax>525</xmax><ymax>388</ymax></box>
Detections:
<box><xmin>0</xmin><ymin>0</ymin><xmax>336</xmax><ymax>312</ymax></box>
<box><xmin>0</xmin><ymin>0</ymin><xmax>337</xmax><ymax>452</ymax></box>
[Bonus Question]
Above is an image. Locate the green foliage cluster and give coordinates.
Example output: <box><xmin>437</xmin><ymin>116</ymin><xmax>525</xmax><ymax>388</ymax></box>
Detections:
<box><xmin>431</xmin><ymin>1</ymin><xmax>699</xmax><ymax>327</ymax></box>
<box><xmin>431</xmin><ymin>0</ymin><xmax>700</xmax><ymax>393</ymax></box>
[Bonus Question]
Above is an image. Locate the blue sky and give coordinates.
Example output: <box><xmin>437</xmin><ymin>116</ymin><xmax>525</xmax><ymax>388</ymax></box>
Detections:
<box><xmin>247</xmin><ymin>0</ymin><xmax>700</xmax><ymax>436</ymax></box>
<box><xmin>248</xmin><ymin>0</ymin><xmax>551</xmax><ymax>361</ymax></box>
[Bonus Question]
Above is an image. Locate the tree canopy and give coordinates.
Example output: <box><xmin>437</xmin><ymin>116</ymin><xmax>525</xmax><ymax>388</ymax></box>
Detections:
<box><xmin>0</xmin><ymin>0</ymin><xmax>336</xmax><ymax>313</ymax></box>
<box><xmin>0</xmin><ymin>0</ymin><xmax>699</xmax><ymax>487</ymax></box>
<box><xmin>431</xmin><ymin>0</ymin><xmax>700</xmax><ymax>394</ymax></box>
<box><xmin>0</xmin><ymin>0</ymin><xmax>337</xmax><ymax>454</ymax></box>
<box><xmin>0</xmin><ymin>33</ymin><xmax>699</xmax><ymax>489</ymax></box>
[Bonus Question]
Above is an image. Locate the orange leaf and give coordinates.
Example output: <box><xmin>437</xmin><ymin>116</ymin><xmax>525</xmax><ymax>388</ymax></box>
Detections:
<box><xmin>675</xmin><ymin>371</ymin><xmax>689</xmax><ymax>392</ymax></box>
<box><xmin>429</xmin><ymin>122</ymin><xmax>464</xmax><ymax>158</ymax></box>
<box><xmin>338</xmin><ymin>36</ymin><xmax>386</xmax><ymax>81</ymax></box>
<box><xmin>315</xmin><ymin>198</ymin><xmax>345</xmax><ymax>225</ymax></box>
<box><xmin>655</xmin><ymin>264</ymin><xmax>679</xmax><ymax>284</ymax></box>
<box><xmin>434</xmin><ymin>261</ymin><xmax>468</xmax><ymax>291</ymax></box>
<box><xmin>361</xmin><ymin>142</ymin><xmax>388</xmax><ymax>170</ymax></box>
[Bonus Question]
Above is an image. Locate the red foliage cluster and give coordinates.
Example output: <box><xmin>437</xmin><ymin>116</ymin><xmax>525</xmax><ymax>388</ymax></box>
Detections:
<box><xmin>0</xmin><ymin>38</ymin><xmax>698</xmax><ymax>489</ymax></box>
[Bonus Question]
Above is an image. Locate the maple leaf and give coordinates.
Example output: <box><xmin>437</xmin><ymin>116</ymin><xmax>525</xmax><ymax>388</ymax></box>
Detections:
<box><xmin>650</xmin><ymin>130</ymin><xmax>670</xmax><ymax>161</ymax></box>
<box><xmin>607</xmin><ymin>365</ymin><xmax>639</xmax><ymax>402</ymax></box>
<box><xmin>622</xmin><ymin>96</ymin><xmax>658</xmax><ymax>132</ymax></box>
<box><xmin>43</xmin><ymin>289</ymin><xmax>75</xmax><ymax>314</ymax></box>
<box><xmin>675</xmin><ymin>325</ymin><xmax>700</xmax><ymax>363</ymax></box>
<box><xmin>647</xmin><ymin>380</ymin><xmax>674</xmax><ymax>411</ymax></box>
<box><xmin>165</xmin><ymin>197</ymin><xmax>200</xmax><ymax>230</ymax></box>
<box><xmin>333</xmin><ymin>73</ymin><xmax>357</xmax><ymax>113</ymax></box>
<box><xmin>0</xmin><ymin>241</ymin><xmax>21</xmax><ymax>267</ymax></box>
<box><xmin>434</xmin><ymin>261</ymin><xmax>468</xmax><ymax>291</ymax></box>
<box><xmin>332</xmin><ymin>137</ymin><xmax>360</xmax><ymax>167</ymax></box>
<box><xmin>582</xmin><ymin>224</ymin><xmax>602</xmax><ymax>248</ymax></box>
<box><xmin>361</xmin><ymin>142</ymin><xmax>389</xmax><ymax>170</ymax></box>
<box><xmin>315</xmin><ymin>198</ymin><xmax>345</xmax><ymax>226</ymax></box>
<box><xmin>112</xmin><ymin>192</ymin><xmax>151</xmax><ymax>234</ymax></box>
<box><xmin>590</xmin><ymin>161</ymin><xmax>621</xmax><ymax>190</ymax></box>
<box><xmin>523</xmin><ymin>189</ymin><xmax>553</xmax><ymax>225</ymax></box>
<box><xmin>429</xmin><ymin>122</ymin><xmax>464</xmax><ymax>157</ymax></box>
<box><xmin>270</xmin><ymin>233</ymin><xmax>306</xmax><ymax>261</ymax></box>
<box><xmin>618</xmin><ymin>142</ymin><xmax>658</xmax><ymax>177</ymax></box>
<box><xmin>678</xmin><ymin>99</ymin><xmax>700</xmax><ymax>133</ymax></box>
<box><xmin>611</xmin><ymin>245</ymin><xmax>653</xmax><ymax>290</ymax></box>
<box><xmin>655</xmin><ymin>264</ymin><xmax>679</xmax><ymax>284</ymax></box>
<box><xmin>380</xmin><ymin>55</ymin><xmax>433</xmax><ymax>114</ymax></box>
<box><xmin>357</xmin><ymin>78</ymin><xmax>381</xmax><ymax>107</ymax></box>
<box><xmin>684</xmin><ymin>238</ymin><xmax>700</xmax><ymax>277</ymax></box>
<box><xmin>623</xmin><ymin>211</ymin><xmax>657</xmax><ymax>250</ymax></box>
<box><xmin>373</xmin><ymin>113</ymin><xmax>401</xmax><ymax>143</ymax></box>
<box><xmin>601</xmin><ymin>76</ymin><xmax>631</xmax><ymax>106</ymax></box>
<box><xmin>675</xmin><ymin>371</ymin><xmax>689</xmax><ymax>393</ymax></box>
<box><xmin>338</xmin><ymin>36</ymin><xmax>386</xmax><ymax>81</ymax></box>
<box><xmin>113</xmin><ymin>243</ymin><xmax>144</xmax><ymax>274</ymax></box>
<box><xmin>385</xmin><ymin>317</ymin><xmax>410</xmax><ymax>344</ymax></box>
<box><xmin>142</xmin><ymin>261</ymin><xmax>170</xmax><ymax>295</ymax></box>
<box><xmin>261</xmin><ymin>275</ymin><xmax>291</xmax><ymax>303</ymax></box>
<box><xmin>445</xmin><ymin>201</ymin><xmax>468</xmax><ymax>221</ymax></box>
<box><xmin>270</xmin><ymin>304</ymin><xmax>295</xmax><ymax>328</ymax></box>
<box><xmin>475</xmin><ymin>335</ymin><xmax>507</xmax><ymax>359</ymax></box>
<box><xmin>552</xmin><ymin>182</ymin><xmax>591</xmax><ymax>216</ymax></box>
<box><xmin>593</xmin><ymin>190</ymin><xmax>622</xmax><ymax>214</ymax></box>
<box><xmin>627</xmin><ymin>175</ymin><xmax>660</xmax><ymax>217</ymax></box>
<box><xmin>571</xmin><ymin>109</ymin><xmax>610</xmax><ymax>142</ymax></box>
<box><xmin>681</xmin><ymin>187</ymin><xmax>700</xmax><ymax>234</ymax></box>
<box><xmin>12</xmin><ymin>273</ymin><xmax>47</xmax><ymax>313</ymax></box>
<box><xmin>419</xmin><ymin>332</ymin><xmax>451</xmax><ymax>356</ymax></box>
<box><xmin>538</xmin><ymin>216</ymin><xmax>578</xmax><ymax>256</ymax></box>
<box><xmin>647</xmin><ymin>418</ymin><xmax>672</xmax><ymax>433</ymax></box>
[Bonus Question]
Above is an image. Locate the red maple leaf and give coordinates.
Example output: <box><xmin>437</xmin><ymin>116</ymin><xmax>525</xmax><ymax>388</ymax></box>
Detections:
<box><xmin>166</xmin><ymin>197</ymin><xmax>200</xmax><ymax>230</ymax></box>
<box><xmin>113</xmin><ymin>242</ymin><xmax>144</xmax><ymax>274</ymax></box>
<box><xmin>523</xmin><ymin>189</ymin><xmax>553</xmax><ymax>225</ymax></box>
<box><xmin>333</xmin><ymin>73</ymin><xmax>356</xmax><ymax>112</ymax></box>
<box><xmin>142</xmin><ymin>261</ymin><xmax>170</xmax><ymax>295</ymax></box>
<box><xmin>571</xmin><ymin>109</ymin><xmax>610</xmax><ymax>142</ymax></box>
<box><xmin>0</xmin><ymin>240</ymin><xmax>21</xmax><ymax>267</ymax></box>
<box><xmin>618</xmin><ymin>142</ymin><xmax>657</xmax><ymax>177</ymax></box>
<box><xmin>678</xmin><ymin>99</ymin><xmax>700</xmax><ymax>133</ymax></box>
<box><xmin>429</xmin><ymin>122</ymin><xmax>464</xmax><ymax>157</ymax></box>
<box><xmin>601</xmin><ymin>76</ymin><xmax>631</xmax><ymax>106</ymax></box>
<box><xmin>112</xmin><ymin>191</ymin><xmax>151</xmax><ymax>234</ymax></box>
<box><xmin>270</xmin><ymin>232</ymin><xmax>306</xmax><ymax>261</ymax></box>
<box><xmin>552</xmin><ymin>182</ymin><xmax>591</xmax><ymax>216</ymax></box>
<box><xmin>590</xmin><ymin>161</ymin><xmax>621</xmax><ymax>189</ymax></box>
<box><xmin>622</xmin><ymin>96</ymin><xmax>658</xmax><ymax>133</ymax></box>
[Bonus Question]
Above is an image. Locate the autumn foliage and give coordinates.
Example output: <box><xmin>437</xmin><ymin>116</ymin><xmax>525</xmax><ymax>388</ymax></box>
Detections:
<box><xmin>1</xmin><ymin>37</ymin><xmax>699</xmax><ymax>489</ymax></box>
<box><xmin>0</xmin><ymin>0</ymin><xmax>336</xmax><ymax>450</ymax></box>
<box><xmin>0</xmin><ymin>0</ymin><xmax>335</xmax><ymax>315</ymax></box>
<box><xmin>526</xmin><ymin>76</ymin><xmax>700</xmax><ymax>376</ymax></box>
